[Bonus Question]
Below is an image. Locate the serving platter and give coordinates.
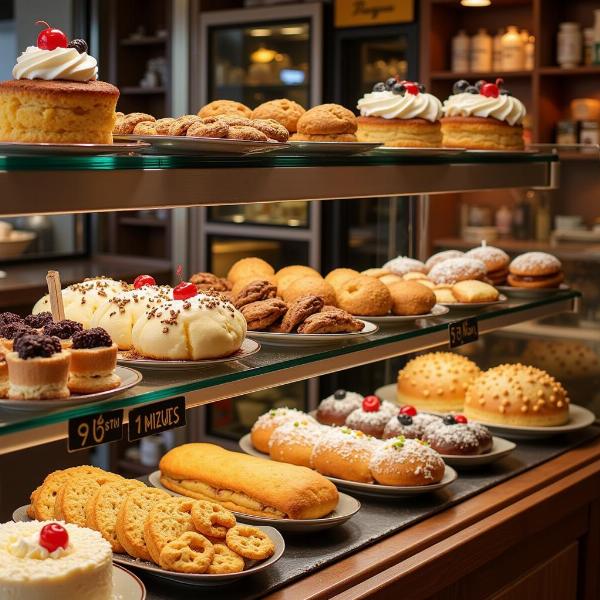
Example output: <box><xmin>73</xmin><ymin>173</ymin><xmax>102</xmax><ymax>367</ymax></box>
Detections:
<box><xmin>362</xmin><ymin>304</ymin><xmax>449</xmax><ymax>325</ymax></box>
<box><xmin>246</xmin><ymin>319</ymin><xmax>377</xmax><ymax>347</ymax></box>
<box><xmin>147</xmin><ymin>471</ymin><xmax>360</xmax><ymax>533</ymax></box>
<box><xmin>113</xmin><ymin>564</ymin><xmax>146</xmax><ymax>599</ymax></box>
<box><xmin>117</xmin><ymin>338</ymin><xmax>260</xmax><ymax>370</ymax></box>
<box><xmin>439</xmin><ymin>436</ymin><xmax>516</xmax><ymax>468</ymax></box>
<box><xmin>0</xmin><ymin>366</ymin><xmax>142</xmax><ymax>411</ymax></box>
<box><xmin>0</xmin><ymin>141</ymin><xmax>150</xmax><ymax>156</ymax></box>
<box><xmin>283</xmin><ymin>141</ymin><xmax>380</xmax><ymax>155</ymax></box>
<box><xmin>371</xmin><ymin>146</ymin><xmax>466</xmax><ymax>156</ymax></box>
<box><xmin>114</xmin><ymin>134</ymin><xmax>287</xmax><ymax>155</ymax></box>
<box><xmin>496</xmin><ymin>284</ymin><xmax>570</xmax><ymax>299</ymax></box>
<box><xmin>439</xmin><ymin>294</ymin><xmax>508</xmax><ymax>310</ymax></box>
<box><xmin>238</xmin><ymin>434</ymin><xmax>458</xmax><ymax>499</ymax></box>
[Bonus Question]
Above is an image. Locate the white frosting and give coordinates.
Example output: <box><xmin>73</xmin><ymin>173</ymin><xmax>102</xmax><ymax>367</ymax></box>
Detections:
<box><xmin>13</xmin><ymin>46</ymin><xmax>97</xmax><ymax>82</ymax></box>
<box><xmin>358</xmin><ymin>90</ymin><xmax>442</xmax><ymax>122</ymax></box>
<box><xmin>8</xmin><ymin>533</ymin><xmax>69</xmax><ymax>560</ymax></box>
<box><xmin>442</xmin><ymin>92</ymin><xmax>526</xmax><ymax>126</ymax></box>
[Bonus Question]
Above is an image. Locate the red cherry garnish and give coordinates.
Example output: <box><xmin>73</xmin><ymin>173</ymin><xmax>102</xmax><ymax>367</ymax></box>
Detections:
<box><xmin>495</xmin><ymin>78</ymin><xmax>504</xmax><ymax>88</ymax></box>
<box><xmin>36</xmin><ymin>21</ymin><xmax>68</xmax><ymax>51</ymax></box>
<box><xmin>480</xmin><ymin>83</ymin><xmax>499</xmax><ymax>98</ymax></box>
<box><xmin>399</xmin><ymin>405</ymin><xmax>417</xmax><ymax>417</ymax></box>
<box><xmin>404</xmin><ymin>83</ymin><xmax>419</xmax><ymax>95</ymax></box>
<box><xmin>39</xmin><ymin>523</ymin><xmax>69</xmax><ymax>553</ymax></box>
<box><xmin>133</xmin><ymin>274</ymin><xmax>156</xmax><ymax>289</ymax></box>
<box><xmin>362</xmin><ymin>395</ymin><xmax>381</xmax><ymax>412</ymax></box>
<box><xmin>173</xmin><ymin>281</ymin><xmax>197</xmax><ymax>300</ymax></box>
<box><xmin>454</xmin><ymin>414</ymin><xmax>468</xmax><ymax>424</ymax></box>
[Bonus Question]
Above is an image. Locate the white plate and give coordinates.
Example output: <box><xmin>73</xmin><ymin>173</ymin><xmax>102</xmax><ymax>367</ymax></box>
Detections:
<box><xmin>374</xmin><ymin>383</ymin><xmax>397</xmax><ymax>405</ymax></box>
<box><xmin>238</xmin><ymin>434</ymin><xmax>457</xmax><ymax>498</ymax></box>
<box><xmin>114</xmin><ymin>134</ymin><xmax>286</xmax><ymax>155</ymax></box>
<box><xmin>496</xmin><ymin>284</ymin><xmax>570</xmax><ymax>299</ymax></box>
<box><xmin>246</xmin><ymin>319</ymin><xmax>377</xmax><ymax>347</ymax></box>
<box><xmin>440</xmin><ymin>294</ymin><xmax>508</xmax><ymax>309</ymax></box>
<box><xmin>371</xmin><ymin>146</ymin><xmax>465</xmax><ymax>156</ymax></box>
<box><xmin>113</xmin><ymin>564</ymin><xmax>146</xmax><ymax>599</ymax></box>
<box><xmin>439</xmin><ymin>436</ymin><xmax>516</xmax><ymax>468</ymax></box>
<box><xmin>0</xmin><ymin>366</ymin><xmax>142</xmax><ymax>412</ymax></box>
<box><xmin>117</xmin><ymin>338</ymin><xmax>260</xmax><ymax>370</ymax></box>
<box><xmin>0</xmin><ymin>141</ymin><xmax>150</xmax><ymax>156</ymax></box>
<box><xmin>148</xmin><ymin>471</ymin><xmax>360</xmax><ymax>532</ymax></box>
<box><xmin>363</xmin><ymin>304</ymin><xmax>450</xmax><ymax>325</ymax></box>
<box><xmin>471</xmin><ymin>403</ymin><xmax>597</xmax><ymax>439</ymax></box>
<box><xmin>283</xmin><ymin>141</ymin><xmax>380</xmax><ymax>155</ymax></box>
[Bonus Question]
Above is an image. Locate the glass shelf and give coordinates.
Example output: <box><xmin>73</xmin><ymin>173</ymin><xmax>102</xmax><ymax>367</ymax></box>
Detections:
<box><xmin>0</xmin><ymin>151</ymin><xmax>558</xmax><ymax>218</ymax></box>
<box><xmin>0</xmin><ymin>290</ymin><xmax>578</xmax><ymax>454</ymax></box>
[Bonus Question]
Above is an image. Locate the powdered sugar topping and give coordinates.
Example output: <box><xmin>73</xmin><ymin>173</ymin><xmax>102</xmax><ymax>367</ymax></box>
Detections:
<box><xmin>268</xmin><ymin>419</ymin><xmax>324</xmax><ymax>449</ymax></box>
<box><xmin>510</xmin><ymin>252</ymin><xmax>561</xmax><ymax>274</ymax></box>
<box><xmin>369</xmin><ymin>437</ymin><xmax>444</xmax><ymax>481</ymax></box>
<box><xmin>251</xmin><ymin>407</ymin><xmax>314</xmax><ymax>433</ymax></box>
<box><xmin>429</xmin><ymin>257</ymin><xmax>487</xmax><ymax>284</ymax></box>
<box><xmin>382</xmin><ymin>256</ymin><xmax>427</xmax><ymax>276</ymax></box>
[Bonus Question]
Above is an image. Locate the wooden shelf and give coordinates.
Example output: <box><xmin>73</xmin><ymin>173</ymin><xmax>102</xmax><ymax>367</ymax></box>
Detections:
<box><xmin>539</xmin><ymin>65</ymin><xmax>600</xmax><ymax>76</ymax></box>
<box><xmin>120</xmin><ymin>87</ymin><xmax>166</xmax><ymax>95</ymax></box>
<box><xmin>119</xmin><ymin>36</ymin><xmax>166</xmax><ymax>46</ymax></box>
<box><xmin>431</xmin><ymin>70</ymin><xmax>532</xmax><ymax>80</ymax></box>
<box><xmin>119</xmin><ymin>217</ymin><xmax>169</xmax><ymax>227</ymax></box>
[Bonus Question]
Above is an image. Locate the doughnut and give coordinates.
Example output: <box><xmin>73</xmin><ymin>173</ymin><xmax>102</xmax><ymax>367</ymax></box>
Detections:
<box><xmin>250</xmin><ymin>407</ymin><xmax>314</xmax><ymax>453</ymax></box>
<box><xmin>345</xmin><ymin>395</ymin><xmax>398</xmax><ymax>438</ymax></box>
<box><xmin>422</xmin><ymin>414</ymin><xmax>493</xmax><ymax>455</ymax></box>
<box><xmin>425</xmin><ymin>250</ymin><xmax>464</xmax><ymax>271</ymax></box>
<box><xmin>429</xmin><ymin>257</ymin><xmax>486</xmax><ymax>285</ymax></box>
<box><xmin>316</xmin><ymin>389</ymin><xmax>364</xmax><ymax>426</ymax></box>
<box><xmin>268</xmin><ymin>419</ymin><xmax>324</xmax><ymax>468</ymax></box>
<box><xmin>336</xmin><ymin>275</ymin><xmax>392</xmax><ymax>316</ymax></box>
<box><xmin>382</xmin><ymin>256</ymin><xmax>427</xmax><ymax>276</ymax></box>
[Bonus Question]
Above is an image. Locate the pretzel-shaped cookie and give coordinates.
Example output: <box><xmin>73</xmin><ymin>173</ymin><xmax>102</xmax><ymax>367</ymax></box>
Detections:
<box><xmin>207</xmin><ymin>543</ymin><xmax>245</xmax><ymax>574</ymax></box>
<box><xmin>191</xmin><ymin>500</ymin><xmax>236</xmax><ymax>538</ymax></box>
<box><xmin>225</xmin><ymin>525</ymin><xmax>275</xmax><ymax>560</ymax></box>
<box><xmin>158</xmin><ymin>531</ymin><xmax>214</xmax><ymax>574</ymax></box>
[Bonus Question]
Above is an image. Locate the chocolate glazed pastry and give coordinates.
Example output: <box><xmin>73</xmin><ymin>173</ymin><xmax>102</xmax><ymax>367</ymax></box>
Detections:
<box><xmin>240</xmin><ymin>298</ymin><xmax>288</xmax><ymax>330</ymax></box>
<box><xmin>297</xmin><ymin>310</ymin><xmax>364</xmax><ymax>334</ymax></box>
<box><xmin>278</xmin><ymin>295</ymin><xmax>324</xmax><ymax>333</ymax></box>
<box><xmin>233</xmin><ymin>280</ymin><xmax>278</xmax><ymax>309</ymax></box>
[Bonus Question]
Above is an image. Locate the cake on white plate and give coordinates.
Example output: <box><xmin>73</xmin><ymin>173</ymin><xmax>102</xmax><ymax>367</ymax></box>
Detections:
<box><xmin>0</xmin><ymin>520</ymin><xmax>113</xmax><ymax>600</ymax></box>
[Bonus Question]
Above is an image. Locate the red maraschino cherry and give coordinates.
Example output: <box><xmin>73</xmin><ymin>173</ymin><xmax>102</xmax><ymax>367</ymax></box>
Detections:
<box><xmin>404</xmin><ymin>82</ymin><xmax>419</xmax><ymax>95</ymax></box>
<box><xmin>39</xmin><ymin>523</ymin><xmax>69</xmax><ymax>553</ymax></box>
<box><xmin>36</xmin><ymin>21</ymin><xmax>68</xmax><ymax>50</ymax></box>
<box><xmin>362</xmin><ymin>395</ymin><xmax>381</xmax><ymax>412</ymax></box>
<box><xmin>454</xmin><ymin>414</ymin><xmax>468</xmax><ymax>424</ymax></box>
<box><xmin>133</xmin><ymin>274</ymin><xmax>156</xmax><ymax>289</ymax></box>
<box><xmin>481</xmin><ymin>82</ymin><xmax>499</xmax><ymax>98</ymax></box>
<box><xmin>172</xmin><ymin>265</ymin><xmax>197</xmax><ymax>300</ymax></box>
<box><xmin>399</xmin><ymin>404</ymin><xmax>417</xmax><ymax>417</ymax></box>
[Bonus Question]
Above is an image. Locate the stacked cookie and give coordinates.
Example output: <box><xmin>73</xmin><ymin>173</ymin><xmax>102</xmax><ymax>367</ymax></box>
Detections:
<box><xmin>27</xmin><ymin>467</ymin><xmax>275</xmax><ymax>575</ymax></box>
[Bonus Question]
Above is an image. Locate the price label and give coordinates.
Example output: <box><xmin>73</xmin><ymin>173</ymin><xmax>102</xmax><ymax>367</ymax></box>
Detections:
<box><xmin>128</xmin><ymin>397</ymin><xmax>186</xmax><ymax>442</ymax></box>
<box><xmin>448</xmin><ymin>317</ymin><xmax>479</xmax><ymax>348</ymax></box>
<box><xmin>68</xmin><ymin>409</ymin><xmax>124</xmax><ymax>452</ymax></box>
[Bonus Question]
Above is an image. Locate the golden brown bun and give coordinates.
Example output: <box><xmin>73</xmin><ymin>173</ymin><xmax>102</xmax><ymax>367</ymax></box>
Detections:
<box><xmin>356</xmin><ymin>116</ymin><xmax>442</xmax><ymax>147</ymax></box>
<box><xmin>325</xmin><ymin>268</ymin><xmax>360</xmax><ymax>289</ymax></box>
<box><xmin>509</xmin><ymin>252</ymin><xmax>562</xmax><ymax>277</ymax></box>
<box><xmin>433</xmin><ymin>286</ymin><xmax>457</xmax><ymax>303</ymax></box>
<box><xmin>379</xmin><ymin>273</ymin><xmax>404</xmax><ymax>287</ymax></box>
<box><xmin>281</xmin><ymin>277</ymin><xmax>336</xmax><ymax>306</ymax></box>
<box><xmin>159</xmin><ymin>443</ymin><xmax>339</xmax><ymax>520</ymax></box>
<box><xmin>464</xmin><ymin>363</ymin><xmax>570</xmax><ymax>426</ymax></box>
<box><xmin>336</xmin><ymin>275</ymin><xmax>392</xmax><ymax>316</ymax></box>
<box><xmin>520</xmin><ymin>340</ymin><xmax>600</xmax><ymax>381</ymax></box>
<box><xmin>387</xmin><ymin>281</ymin><xmax>436</xmax><ymax>316</ymax></box>
<box><xmin>441</xmin><ymin>116</ymin><xmax>524</xmax><ymax>150</ymax></box>
<box><xmin>251</xmin><ymin>407</ymin><xmax>315</xmax><ymax>453</ymax></box>
<box><xmin>403</xmin><ymin>271</ymin><xmax>430</xmax><ymax>281</ymax></box>
<box><xmin>227</xmin><ymin>257</ymin><xmax>275</xmax><ymax>284</ymax></box>
<box><xmin>275</xmin><ymin>265</ymin><xmax>321</xmax><ymax>296</ymax></box>
<box><xmin>268</xmin><ymin>419</ymin><xmax>322</xmax><ymax>468</ymax></box>
<box><xmin>251</xmin><ymin>99</ymin><xmax>305</xmax><ymax>133</ymax></box>
<box><xmin>290</xmin><ymin>132</ymin><xmax>358</xmax><ymax>142</ymax></box>
<box><xmin>0</xmin><ymin>79</ymin><xmax>118</xmax><ymax>144</ymax></box>
<box><xmin>397</xmin><ymin>352</ymin><xmax>481</xmax><ymax>412</ymax></box>
<box><xmin>360</xmin><ymin>268</ymin><xmax>391</xmax><ymax>279</ymax></box>
<box><xmin>451</xmin><ymin>280</ymin><xmax>499</xmax><ymax>303</ymax></box>
<box><xmin>198</xmin><ymin>100</ymin><xmax>252</xmax><ymax>119</ymax></box>
<box><xmin>296</xmin><ymin>104</ymin><xmax>358</xmax><ymax>135</ymax></box>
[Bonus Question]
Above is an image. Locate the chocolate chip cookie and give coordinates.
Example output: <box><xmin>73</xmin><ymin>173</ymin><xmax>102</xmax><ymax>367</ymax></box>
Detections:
<box><xmin>233</xmin><ymin>280</ymin><xmax>277</xmax><ymax>309</ymax></box>
<box><xmin>279</xmin><ymin>295</ymin><xmax>324</xmax><ymax>333</ymax></box>
<box><xmin>240</xmin><ymin>298</ymin><xmax>288</xmax><ymax>330</ymax></box>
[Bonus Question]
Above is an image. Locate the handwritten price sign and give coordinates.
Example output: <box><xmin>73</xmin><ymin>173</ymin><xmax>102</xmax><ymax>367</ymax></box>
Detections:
<box><xmin>448</xmin><ymin>317</ymin><xmax>479</xmax><ymax>348</ymax></box>
<box><xmin>68</xmin><ymin>409</ymin><xmax>124</xmax><ymax>452</ymax></box>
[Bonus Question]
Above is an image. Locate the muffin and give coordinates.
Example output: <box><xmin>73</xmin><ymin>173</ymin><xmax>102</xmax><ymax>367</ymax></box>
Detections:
<box><xmin>507</xmin><ymin>252</ymin><xmax>564</xmax><ymax>289</ymax></box>
<box><xmin>292</xmin><ymin>104</ymin><xmax>358</xmax><ymax>142</ymax></box>
<box><xmin>397</xmin><ymin>352</ymin><xmax>481</xmax><ymax>412</ymax></box>
<box><xmin>441</xmin><ymin>79</ymin><xmax>526</xmax><ymax>150</ymax></box>
<box><xmin>197</xmin><ymin>100</ymin><xmax>251</xmax><ymax>119</ymax></box>
<box><xmin>251</xmin><ymin>99</ymin><xmax>305</xmax><ymax>133</ymax></box>
<box><xmin>336</xmin><ymin>275</ymin><xmax>392</xmax><ymax>316</ymax></box>
<box><xmin>281</xmin><ymin>277</ymin><xmax>336</xmax><ymax>306</ymax></box>
<box><xmin>357</xmin><ymin>79</ymin><xmax>443</xmax><ymax>147</ymax></box>
<box><xmin>387</xmin><ymin>280</ymin><xmax>436</xmax><ymax>316</ymax></box>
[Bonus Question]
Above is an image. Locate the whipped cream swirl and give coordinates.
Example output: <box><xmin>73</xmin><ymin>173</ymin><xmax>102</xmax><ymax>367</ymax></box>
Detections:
<box><xmin>442</xmin><ymin>92</ymin><xmax>526</xmax><ymax>126</ymax></box>
<box><xmin>7</xmin><ymin>533</ymin><xmax>70</xmax><ymax>560</ymax></box>
<box><xmin>13</xmin><ymin>46</ymin><xmax>98</xmax><ymax>82</ymax></box>
<box><xmin>357</xmin><ymin>91</ymin><xmax>443</xmax><ymax>122</ymax></box>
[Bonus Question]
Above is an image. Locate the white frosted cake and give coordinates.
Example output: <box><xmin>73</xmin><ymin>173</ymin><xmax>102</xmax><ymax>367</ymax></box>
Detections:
<box><xmin>0</xmin><ymin>520</ymin><xmax>113</xmax><ymax>600</ymax></box>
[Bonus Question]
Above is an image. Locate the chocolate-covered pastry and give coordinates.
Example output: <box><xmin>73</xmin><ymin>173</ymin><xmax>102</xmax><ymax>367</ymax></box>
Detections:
<box><xmin>0</xmin><ymin>322</ymin><xmax>35</xmax><ymax>341</ymax></box>
<box><xmin>72</xmin><ymin>327</ymin><xmax>112</xmax><ymax>349</ymax></box>
<box><xmin>0</xmin><ymin>312</ymin><xmax>23</xmax><ymax>327</ymax></box>
<box><xmin>233</xmin><ymin>279</ymin><xmax>277</xmax><ymax>309</ymax></box>
<box><xmin>43</xmin><ymin>319</ymin><xmax>83</xmax><ymax>340</ymax></box>
<box><xmin>24</xmin><ymin>311</ymin><xmax>53</xmax><ymax>328</ymax></box>
<box><xmin>279</xmin><ymin>295</ymin><xmax>324</xmax><ymax>333</ymax></box>
<box><xmin>13</xmin><ymin>334</ymin><xmax>61</xmax><ymax>359</ymax></box>
<box><xmin>240</xmin><ymin>298</ymin><xmax>288</xmax><ymax>330</ymax></box>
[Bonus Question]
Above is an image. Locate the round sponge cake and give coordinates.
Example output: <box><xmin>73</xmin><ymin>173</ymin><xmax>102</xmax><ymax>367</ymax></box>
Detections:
<box><xmin>464</xmin><ymin>363</ymin><xmax>570</xmax><ymax>426</ymax></box>
<box><xmin>0</xmin><ymin>79</ymin><xmax>119</xmax><ymax>144</ymax></box>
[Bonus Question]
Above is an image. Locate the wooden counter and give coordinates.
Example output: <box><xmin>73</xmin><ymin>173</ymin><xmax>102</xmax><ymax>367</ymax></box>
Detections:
<box><xmin>266</xmin><ymin>436</ymin><xmax>600</xmax><ymax>600</ymax></box>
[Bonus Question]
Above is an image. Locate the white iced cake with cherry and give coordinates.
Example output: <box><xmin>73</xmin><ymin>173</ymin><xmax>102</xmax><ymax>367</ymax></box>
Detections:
<box><xmin>0</xmin><ymin>520</ymin><xmax>113</xmax><ymax>600</ymax></box>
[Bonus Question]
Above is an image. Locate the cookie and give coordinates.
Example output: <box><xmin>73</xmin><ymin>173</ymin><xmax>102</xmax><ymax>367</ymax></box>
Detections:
<box><xmin>132</xmin><ymin>121</ymin><xmax>157</xmax><ymax>135</ymax></box>
<box><xmin>291</xmin><ymin>132</ymin><xmax>358</xmax><ymax>142</ymax></box>
<box><xmin>115</xmin><ymin>487</ymin><xmax>170</xmax><ymax>561</ymax></box>
<box><xmin>279</xmin><ymin>295</ymin><xmax>323</xmax><ymax>333</ymax></box>
<box><xmin>154</xmin><ymin>117</ymin><xmax>176</xmax><ymax>135</ymax></box>
<box><xmin>251</xmin><ymin>99</ymin><xmax>305</xmax><ymax>133</ymax></box>
<box><xmin>208</xmin><ymin>543</ymin><xmax>245</xmax><ymax>574</ymax></box>
<box><xmin>190</xmin><ymin>272</ymin><xmax>231</xmax><ymax>292</ymax></box>
<box><xmin>113</xmin><ymin>112</ymin><xmax>155</xmax><ymax>135</ymax></box>
<box><xmin>159</xmin><ymin>531</ymin><xmax>214</xmax><ymax>574</ymax></box>
<box><xmin>240</xmin><ymin>298</ymin><xmax>288</xmax><ymax>330</ymax></box>
<box><xmin>215</xmin><ymin>115</ymin><xmax>254</xmax><ymax>127</ymax></box>
<box><xmin>168</xmin><ymin>115</ymin><xmax>202</xmax><ymax>137</ymax></box>
<box><xmin>86</xmin><ymin>479</ymin><xmax>146</xmax><ymax>552</ymax></box>
<box><xmin>187</xmin><ymin>119</ymin><xmax>229</xmax><ymax>139</ymax></box>
<box><xmin>191</xmin><ymin>500</ymin><xmax>236</xmax><ymax>539</ymax></box>
<box><xmin>250</xmin><ymin>118</ymin><xmax>289</xmax><ymax>142</ymax></box>
<box><xmin>144</xmin><ymin>497</ymin><xmax>197</xmax><ymax>564</ymax></box>
<box><xmin>225</xmin><ymin>525</ymin><xmax>275</xmax><ymax>560</ymax></box>
<box><xmin>197</xmin><ymin>100</ymin><xmax>252</xmax><ymax>119</ymax></box>
<box><xmin>227</xmin><ymin>125</ymin><xmax>268</xmax><ymax>142</ymax></box>
<box><xmin>297</xmin><ymin>310</ymin><xmax>364</xmax><ymax>334</ymax></box>
<box><xmin>232</xmin><ymin>279</ymin><xmax>277</xmax><ymax>309</ymax></box>
<box><xmin>296</xmin><ymin>104</ymin><xmax>357</xmax><ymax>136</ymax></box>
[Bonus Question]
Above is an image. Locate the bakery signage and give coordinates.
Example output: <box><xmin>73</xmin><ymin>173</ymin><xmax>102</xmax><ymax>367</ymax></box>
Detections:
<box><xmin>335</xmin><ymin>0</ymin><xmax>414</xmax><ymax>28</ymax></box>
<box><xmin>127</xmin><ymin>396</ymin><xmax>186</xmax><ymax>442</ymax></box>
<box><xmin>448</xmin><ymin>317</ymin><xmax>479</xmax><ymax>348</ymax></box>
<box><xmin>68</xmin><ymin>408</ymin><xmax>124</xmax><ymax>452</ymax></box>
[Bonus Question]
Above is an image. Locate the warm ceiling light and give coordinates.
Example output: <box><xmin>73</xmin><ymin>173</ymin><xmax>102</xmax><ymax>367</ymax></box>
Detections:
<box><xmin>250</xmin><ymin>46</ymin><xmax>277</xmax><ymax>63</ymax></box>
<box><xmin>461</xmin><ymin>0</ymin><xmax>491</xmax><ymax>5</ymax></box>
<box><xmin>280</xmin><ymin>26</ymin><xmax>305</xmax><ymax>35</ymax></box>
<box><xmin>249</xmin><ymin>28</ymin><xmax>271</xmax><ymax>37</ymax></box>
